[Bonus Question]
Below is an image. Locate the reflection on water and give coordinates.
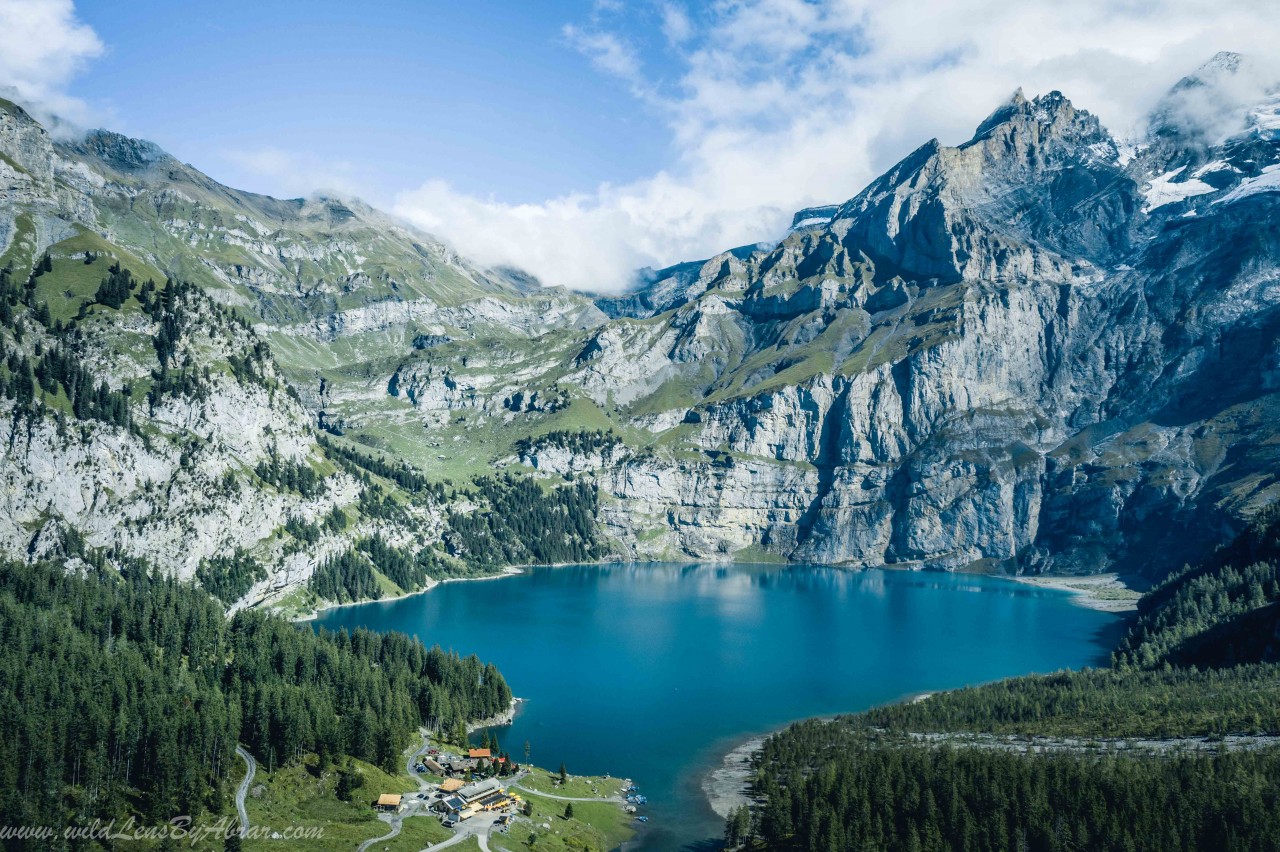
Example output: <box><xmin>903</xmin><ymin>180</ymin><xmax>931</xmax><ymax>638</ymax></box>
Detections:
<box><xmin>314</xmin><ymin>563</ymin><xmax>1126</xmax><ymax>851</ymax></box>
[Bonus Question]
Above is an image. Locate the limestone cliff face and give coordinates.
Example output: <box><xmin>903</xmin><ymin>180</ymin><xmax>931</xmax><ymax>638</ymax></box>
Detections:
<box><xmin>3</xmin><ymin>56</ymin><xmax>1279</xmax><ymax>596</ymax></box>
<box><xmin>0</xmin><ymin>101</ymin><xmax>439</xmax><ymax>609</ymax></box>
<box><xmin>564</xmin><ymin>68</ymin><xmax>1280</xmax><ymax>576</ymax></box>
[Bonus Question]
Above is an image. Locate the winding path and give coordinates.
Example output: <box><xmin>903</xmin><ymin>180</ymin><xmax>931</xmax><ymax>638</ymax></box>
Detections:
<box><xmin>905</xmin><ymin>731</ymin><xmax>1280</xmax><ymax>756</ymax></box>
<box><xmin>356</xmin><ymin>815</ymin><xmax>402</xmax><ymax>852</ymax></box>
<box><xmin>406</xmin><ymin>729</ymin><xmax>432</xmax><ymax>791</ymax></box>
<box><xmin>419</xmin><ymin>830</ymin><xmax>470</xmax><ymax>852</ymax></box>
<box><xmin>234</xmin><ymin>746</ymin><xmax>256</xmax><ymax>837</ymax></box>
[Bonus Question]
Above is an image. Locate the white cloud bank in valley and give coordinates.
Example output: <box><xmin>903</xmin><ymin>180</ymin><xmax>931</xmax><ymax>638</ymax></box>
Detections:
<box><xmin>0</xmin><ymin>0</ymin><xmax>102</xmax><ymax>129</ymax></box>
<box><xmin>395</xmin><ymin>0</ymin><xmax>1280</xmax><ymax>293</ymax></box>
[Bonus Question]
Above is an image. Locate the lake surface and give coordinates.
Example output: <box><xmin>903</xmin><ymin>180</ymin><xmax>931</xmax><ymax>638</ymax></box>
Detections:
<box><xmin>312</xmin><ymin>564</ymin><xmax>1125</xmax><ymax>850</ymax></box>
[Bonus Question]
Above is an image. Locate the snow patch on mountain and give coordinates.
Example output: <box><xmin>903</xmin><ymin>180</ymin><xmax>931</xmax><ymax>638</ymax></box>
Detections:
<box><xmin>1215</xmin><ymin>164</ymin><xmax>1280</xmax><ymax>204</ymax></box>
<box><xmin>1142</xmin><ymin>167</ymin><xmax>1215</xmax><ymax>212</ymax></box>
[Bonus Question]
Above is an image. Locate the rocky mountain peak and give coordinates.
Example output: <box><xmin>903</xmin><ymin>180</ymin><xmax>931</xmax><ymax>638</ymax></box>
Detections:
<box><xmin>3</xmin><ymin>56</ymin><xmax>1279</xmax><ymax>593</ymax></box>
<box><xmin>0</xmin><ymin>95</ymin><xmax>38</xmax><ymax>126</ymax></box>
<box><xmin>0</xmin><ymin>96</ymin><xmax>54</xmax><ymax>184</ymax></box>
<box><xmin>789</xmin><ymin>205</ymin><xmax>840</xmax><ymax>233</ymax></box>
<box><xmin>1148</xmin><ymin>51</ymin><xmax>1278</xmax><ymax>146</ymax></box>
<box><xmin>824</xmin><ymin>87</ymin><xmax>1127</xmax><ymax>285</ymax></box>
<box><xmin>966</xmin><ymin>89</ymin><xmax>1110</xmax><ymax>164</ymax></box>
<box><xmin>972</xmin><ymin>87</ymin><xmax>1027</xmax><ymax>137</ymax></box>
<box><xmin>70</xmin><ymin>129</ymin><xmax>174</xmax><ymax>173</ymax></box>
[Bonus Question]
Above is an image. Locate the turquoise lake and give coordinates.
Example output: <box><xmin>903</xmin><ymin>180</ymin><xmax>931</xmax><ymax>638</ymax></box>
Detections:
<box><xmin>312</xmin><ymin>563</ymin><xmax>1126</xmax><ymax>850</ymax></box>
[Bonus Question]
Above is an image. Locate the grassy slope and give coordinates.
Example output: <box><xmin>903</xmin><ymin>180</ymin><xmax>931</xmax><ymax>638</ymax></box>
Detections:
<box><xmin>235</xmin><ymin>760</ymin><xmax>634</xmax><ymax>852</ymax></box>
<box><xmin>243</xmin><ymin>756</ymin><xmax>414</xmax><ymax>852</ymax></box>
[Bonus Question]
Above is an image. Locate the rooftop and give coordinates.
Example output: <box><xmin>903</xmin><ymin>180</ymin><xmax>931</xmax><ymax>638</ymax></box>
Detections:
<box><xmin>457</xmin><ymin>778</ymin><xmax>503</xmax><ymax>801</ymax></box>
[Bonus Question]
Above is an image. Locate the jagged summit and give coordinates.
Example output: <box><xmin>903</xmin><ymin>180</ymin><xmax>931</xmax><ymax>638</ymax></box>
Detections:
<box><xmin>2</xmin><ymin>55</ymin><xmax>1280</xmax><ymax>594</ymax></box>
<box><xmin>825</xmin><ymin>88</ymin><xmax>1126</xmax><ymax>285</ymax></box>
<box><xmin>70</xmin><ymin>129</ymin><xmax>172</xmax><ymax>172</ymax></box>
<box><xmin>1170</xmin><ymin>50</ymin><xmax>1245</xmax><ymax>94</ymax></box>
<box><xmin>973</xmin><ymin>87</ymin><xmax>1027</xmax><ymax>137</ymax></box>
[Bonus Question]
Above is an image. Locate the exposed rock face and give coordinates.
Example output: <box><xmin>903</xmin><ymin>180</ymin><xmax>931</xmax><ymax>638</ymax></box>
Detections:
<box><xmin>3</xmin><ymin>55</ymin><xmax>1280</xmax><ymax>598</ymax></box>
<box><xmin>558</xmin><ymin>61</ymin><xmax>1280</xmax><ymax>577</ymax></box>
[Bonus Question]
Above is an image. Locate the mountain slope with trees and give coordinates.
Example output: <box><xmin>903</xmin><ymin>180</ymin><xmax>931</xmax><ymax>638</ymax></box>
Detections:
<box><xmin>8</xmin><ymin>56</ymin><xmax>1280</xmax><ymax>593</ymax></box>
<box><xmin>0</xmin><ymin>554</ymin><xmax>510</xmax><ymax>846</ymax></box>
<box><xmin>732</xmin><ymin>510</ymin><xmax>1280</xmax><ymax>851</ymax></box>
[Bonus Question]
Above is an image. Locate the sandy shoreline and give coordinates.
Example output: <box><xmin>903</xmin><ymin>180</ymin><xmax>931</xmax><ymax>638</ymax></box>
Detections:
<box><xmin>1009</xmin><ymin>572</ymin><xmax>1142</xmax><ymax>613</ymax></box>
<box><xmin>703</xmin><ymin>735</ymin><xmax>766</xmax><ymax>820</ymax></box>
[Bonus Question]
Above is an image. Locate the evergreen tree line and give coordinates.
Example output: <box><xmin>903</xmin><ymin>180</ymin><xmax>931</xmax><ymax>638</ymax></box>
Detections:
<box><xmin>0</xmin><ymin>263</ymin><xmax>31</xmax><ymax>328</ymax></box>
<box><xmin>92</xmin><ymin>261</ymin><xmax>137</xmax><ymax>310</ymax></box>
<box><xmin>356</xmin><ymin>481</ymin><xmax>411</xmax><ymax>523</ymax></box>
<box><xmin>284</xmin><ymin>514</ymin><xmax>322</xmax><ymax>546</ymax></box>
<box><xmin>513</xmin><ymin>428</ymin><xmax>620</xmax><ymax>458</ymax></box>
<box><xmin>1115</xmin><ymin>505</ymin><xmax>1280</xmax><ymax>669</ymax></box>
<box><xmin>0</xmin><ymin>556</ymin><xmax>511</xmax><ymax>845</ymax></box>
<box><xmin>254</xmin><ymin>445</ymin><xmax>327</xmax><ymax>498</ymax></box>
<box><xmin>31</xmin><ymin>342</ymin><xmax>132</xmax><ymax>428</ymax></box>
<box><xmin>145</xmin><ymin>278</ymin><xmax>212</xmax><ymax>409</ymax></box>
<box><xmin>743</xmin><ymin>721</ymin><xmax>1280</xmax><ymax>852</ymax></box>
<box><xmin>859</xmin><ymin>664</ymin><xmax>1280</xmax><ymax>739</ymax></box>
<box><xmin>195</xmin><ymin>549</ymin><xmax>267</xmax><ymax>604</ymax></box>
<box><xmin>0</xmin><ymin>265</ymin><xmax>135</xmax><ymax>431</ymax></box>
<box><xmin>309</xmin><ymin>537</ymin><xmax>468</xmax><ymax>602</ymax></box>
<box><xmin>734</xmin><ymin>509</ymin><xmax>1280</xmax><ymax>850</ymax></box>
<box><xmin>360</xmin><ymin>534</ymin><xmax>431</xmax><ymax>592</ymax></box>
<box><xmin>226</xmin><ymin>339</ymin><xmax>272</xmax><ymax>388</ymax></box>
<box><xmin>309</xmin><ymin>547</ymin><xmax>381</xmax><ymax>603</ymax></box>
<box><xmin>317</xmin><ymin>433</ymin><xmax>447</xmax><ymax>499</ymax></box>
<box><xmin>276</xmin><ymin>509</ymin><xmax>347</xmax><ymax>558</ymax></box>
<box><xmin>445</xmin><ymin>474</ymin><xmax>604</xmax><ymax>568</ymax></box>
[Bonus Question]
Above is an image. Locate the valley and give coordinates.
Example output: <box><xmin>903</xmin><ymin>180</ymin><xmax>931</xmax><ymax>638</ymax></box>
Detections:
<box><xmin>4</xmin><ymin>52</ymin><xmax>1280</xmax><ymax>616</ymax></box>
<box><xmin>1</xmin><ymin>37</ymin><xmax>1279</xmax><ymax>852</ymax></box>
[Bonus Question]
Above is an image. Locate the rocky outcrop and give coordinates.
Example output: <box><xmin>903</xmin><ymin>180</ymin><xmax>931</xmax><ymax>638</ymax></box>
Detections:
<box><xmin>4</xmin><ymin>55</ymin><xmax>1280</xmax><ymax>594</ymax></box>
<box><xmin>566</xmin><ymin>62</ymin><xmax>1280</xmax><ymax>577</ymax></box>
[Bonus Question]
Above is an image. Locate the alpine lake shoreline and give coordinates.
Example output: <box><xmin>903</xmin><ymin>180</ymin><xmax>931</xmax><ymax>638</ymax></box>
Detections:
<box><xmin>296</xmin><ymin>558</ymin><xmax>1140</xmax><ymax>848</ymax></box>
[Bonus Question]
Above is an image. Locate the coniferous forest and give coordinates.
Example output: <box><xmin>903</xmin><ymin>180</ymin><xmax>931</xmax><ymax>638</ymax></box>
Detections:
<box><xmin>0</xmin><ymin>556</ymin><xmax>511</xmax><ymax>841</ymax></box>
<box><xmin>732</xmin><ymin>509</ymin><xmax>1280</xmax><ymax>852</ymax></box>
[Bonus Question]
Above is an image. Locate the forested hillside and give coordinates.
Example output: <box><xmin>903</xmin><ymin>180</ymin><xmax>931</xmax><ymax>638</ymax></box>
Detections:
<box><xmin>0</xmin><ymin>556</ymin><xmax>511</xmax><ymax>845</ymax></box>
<box><xmin>731</xmin><ymin>512</ymin><xmax>1280</xmax><ymax>851</ymax></box>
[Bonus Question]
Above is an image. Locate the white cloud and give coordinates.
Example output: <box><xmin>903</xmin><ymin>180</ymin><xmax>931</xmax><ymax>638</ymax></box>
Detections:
<box><xmin>389</xmin><ymin>0</ymin><xmax>1280</xmax><ymax>293</ymax></box>
<box><xmin>0</xmin><ymin>0</ymin><xmax>102</xmax><ymax>127</ymax></box>
<box><xmin>660</xmin><ymin>3</ymin><xmax>693</xmax><ymax>45</ymax></box>
<box><xmin>221</xmin><ymin>147</ymin><xmax>368</xmax><ymax>200</ymax></box>
<box><xmin>562</xmin><ymin>24</ymin><xmax>643</xmax><ymax>84</ymax></box>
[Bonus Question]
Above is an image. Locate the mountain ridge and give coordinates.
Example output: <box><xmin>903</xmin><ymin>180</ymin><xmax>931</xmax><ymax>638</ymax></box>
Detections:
<box><xmin>2</xmin><ymin>55</ymin><xmax>1280</xmax><ymax>611</ymax></box>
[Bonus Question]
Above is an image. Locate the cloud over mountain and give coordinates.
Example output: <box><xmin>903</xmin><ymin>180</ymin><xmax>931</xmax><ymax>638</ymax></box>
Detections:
<box><xmin>395</xmin><ymin>0</ymin><xmax>1280</xmax><ymax>293</ymax></box>
<box><xmin>0</xmin><ymin>0</ymin><xmax>102</xmax><ymax>128</ymax></box>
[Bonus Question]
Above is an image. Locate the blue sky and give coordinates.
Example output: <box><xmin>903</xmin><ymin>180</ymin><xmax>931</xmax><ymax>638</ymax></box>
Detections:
<box><xmin>70</xmin><ymin>0</ymin><xmax>675</xmax><ymax>204</ymax></box>
<box><xmin>3</xmin><ymin>0</ymin><xmax>1276</xmax><ymax>291</ymax></box>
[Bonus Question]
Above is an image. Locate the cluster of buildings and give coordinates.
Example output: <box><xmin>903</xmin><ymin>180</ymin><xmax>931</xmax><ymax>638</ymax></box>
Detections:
<box><xmin>432</xmin><ymin>777</ymin><xmax>520</xmax><ymax>823</ymax></box>
<box><xmin>418</xmin><ymin>747</ymin><xmax>508</xmax><ymax>778</ymax></box>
